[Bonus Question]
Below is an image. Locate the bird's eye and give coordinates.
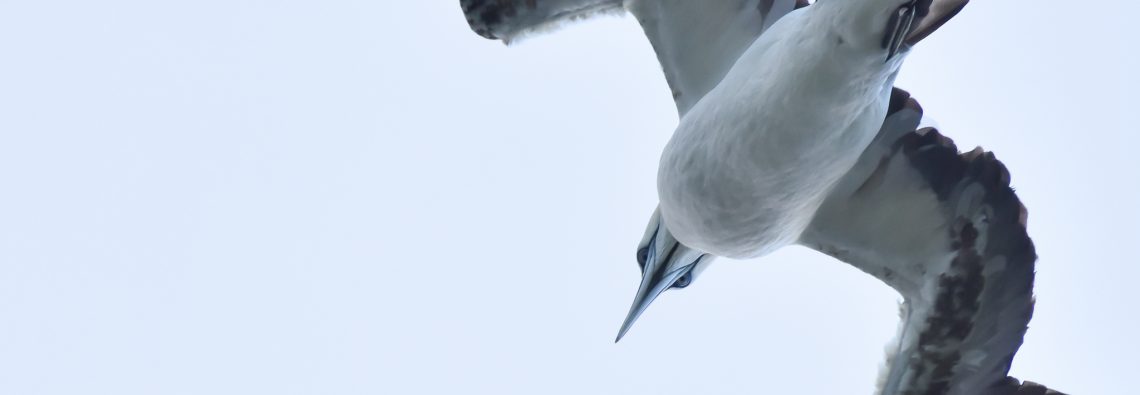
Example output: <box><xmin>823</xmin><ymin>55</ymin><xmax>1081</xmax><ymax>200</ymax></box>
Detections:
<box><xmin>673</xmin><ymin>272</ymin><xmax>691</xmax><ymax>289</ymax></box>
<box><xmin>636</xmin><ymin>247</ymin><xmax>649</xmax><ymax>269</ymax></box>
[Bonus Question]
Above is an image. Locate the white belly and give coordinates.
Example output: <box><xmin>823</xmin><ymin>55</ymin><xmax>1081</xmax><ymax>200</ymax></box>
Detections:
<box><xmin>657</xmin><ymin>110</ymin><xmax>883</xmax><ymax>258</ymax></box>
<box><xmin>656</xmin><ymin>29</ymin><xmax>899</xmax><ymax>259</ymax></box>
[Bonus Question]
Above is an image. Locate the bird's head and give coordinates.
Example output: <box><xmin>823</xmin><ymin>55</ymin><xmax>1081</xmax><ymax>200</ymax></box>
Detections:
<box><xmin>616</xmin><ymin>208</ymin><xmax>713</xmax><ymax>342</ymax></box>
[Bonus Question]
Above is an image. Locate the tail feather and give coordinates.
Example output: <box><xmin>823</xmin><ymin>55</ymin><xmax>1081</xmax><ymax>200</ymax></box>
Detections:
<box><xmin>906</xmin><ymin>0</ymin><xmax>970</xmax><ymax>45</ymax></box>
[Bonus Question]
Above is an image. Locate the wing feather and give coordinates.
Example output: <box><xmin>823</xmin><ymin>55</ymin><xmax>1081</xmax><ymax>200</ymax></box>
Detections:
<box><xmin>460</xmin><ymin>0</ymin><xmax>805</xmax><ymax>116</ymax></box>
<box><xmin>625</xmin><ymin>0</ymin><xmax>804</xmax><ymax>115</ymax></box>
<box><xmin>802</xmin><ymin>88</ymin><xmax>1043</xmax><ymax>395</ymax></box>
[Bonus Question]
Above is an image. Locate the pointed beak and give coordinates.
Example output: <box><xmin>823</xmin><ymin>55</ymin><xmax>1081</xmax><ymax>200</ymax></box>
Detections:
<box><xmin>615</xmin><ymin>258</ymin><xmax>690</xmax><ymax>343</ymax></box>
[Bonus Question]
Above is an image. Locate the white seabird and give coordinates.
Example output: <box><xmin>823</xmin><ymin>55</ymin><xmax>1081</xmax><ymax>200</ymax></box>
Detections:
<box><xmin>460</xmin><ymin>1</ymin><xmax>1061</xmax><ymax>394</ymax></box>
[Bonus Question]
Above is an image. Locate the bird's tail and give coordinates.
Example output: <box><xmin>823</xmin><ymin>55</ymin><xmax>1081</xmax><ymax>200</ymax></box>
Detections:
<box><xmin>459</xmin><ymin>0</ymin><xmax>625</xmax><ymax>43</ymax></box>
<box><xmin>905</xmin><ymin>0</ymin><xmax>970</xmax><ymax>45</ymax></box>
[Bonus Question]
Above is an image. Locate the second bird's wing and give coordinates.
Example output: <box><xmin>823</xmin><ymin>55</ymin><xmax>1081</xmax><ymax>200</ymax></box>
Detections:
<box><xmin>460</xmin><ymin>0</ymin><xmax>807</xmax><ymax>116</ymax></box>
<box><xmin>800</xmin><ymin>88</ymin><xmax>1040</xmax><ymax>395</ymax></box>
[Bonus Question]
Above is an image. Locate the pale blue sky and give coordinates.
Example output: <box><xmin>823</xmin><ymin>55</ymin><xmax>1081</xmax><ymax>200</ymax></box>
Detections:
<box><xmin>1</xmin><ymin>1</ymin><xmax>1136</xmax><ymax>394</ymax></box>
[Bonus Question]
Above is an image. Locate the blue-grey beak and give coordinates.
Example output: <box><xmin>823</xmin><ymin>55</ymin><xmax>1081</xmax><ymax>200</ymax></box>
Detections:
<box><xmin>615</xmin><ymin>250</ymin><xmax>693</xmax><ymax>342</ymax></box>
<box><xmin>616</xmin><ymin>208</ymin><xmax>710</xmax><ymax>342</ymax></box>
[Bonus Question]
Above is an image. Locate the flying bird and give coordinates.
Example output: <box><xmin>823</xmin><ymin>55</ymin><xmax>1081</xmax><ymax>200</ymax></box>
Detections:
<box><xmin>459</xmin><ymin>0</ymin><xmax>1064</xmax><ymax>394</ymax></box>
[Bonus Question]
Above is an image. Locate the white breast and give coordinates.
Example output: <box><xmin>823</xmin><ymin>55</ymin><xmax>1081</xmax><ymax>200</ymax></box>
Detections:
<box><xmin>656</xmin><ymin>9</ymin><xmax>902</xmax><ymax>259</ymax></box>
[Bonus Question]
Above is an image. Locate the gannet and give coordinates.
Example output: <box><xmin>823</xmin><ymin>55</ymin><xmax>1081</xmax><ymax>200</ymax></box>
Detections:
<box><xmin>459</xmin><ymin>1</ymin><xmax>1062</xmax><ymax>394</ymax></box>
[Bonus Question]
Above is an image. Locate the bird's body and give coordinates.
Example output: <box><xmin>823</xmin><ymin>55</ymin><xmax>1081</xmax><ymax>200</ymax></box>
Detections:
<box><xmin>459</xmin><ymin>0</ymin><xmax>1061</xmax><ymax>393</ymax></box>
<box><xmin>659</xmin><ymin>3</ymin><xmax>902</xmax><ymax>258</ymax></box>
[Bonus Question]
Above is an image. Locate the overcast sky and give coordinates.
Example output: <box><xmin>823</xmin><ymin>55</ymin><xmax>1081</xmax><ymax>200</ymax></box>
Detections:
<box><xmin>1</xmin><ymin>1</ymin><xmax>1136</xmax><ymax>394</ymax></box>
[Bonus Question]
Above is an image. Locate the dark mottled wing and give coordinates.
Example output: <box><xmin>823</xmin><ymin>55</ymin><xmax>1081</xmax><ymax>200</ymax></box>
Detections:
<box><xmin>458</xmin><ymin>0</ymin><xmax>805</xmax><ymax>116</ymax></box>
<box><xmin>801</xmin><ymin>88</ymin><xmax>1040</xmax><ymax>395</ymax></box>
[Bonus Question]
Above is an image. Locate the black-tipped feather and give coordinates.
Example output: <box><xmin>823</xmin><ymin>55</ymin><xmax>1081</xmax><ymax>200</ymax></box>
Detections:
<box><xmin>460</xmin><ymin>0</ymin><xmax>624</xmax><ymax>41</ymax></box>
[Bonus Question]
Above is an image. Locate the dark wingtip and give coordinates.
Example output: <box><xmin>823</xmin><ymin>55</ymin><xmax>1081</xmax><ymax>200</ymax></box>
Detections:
<box><xmin>460</xmin><ymin>0</ymin><xmax>521</xmax><ymax>40</ymax></box>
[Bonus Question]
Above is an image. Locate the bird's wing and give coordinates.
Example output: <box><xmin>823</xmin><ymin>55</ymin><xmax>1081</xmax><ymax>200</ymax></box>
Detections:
<box><xmin>800</xmin><ymin>88</ymin><xmax>1037</xmax><ymax>395</ymax></box>
<box><xmin>460</xmin><ymin>0</ymin><xmax>807</xmax><ymax>115</ymax></box>
<box><xmin>622</xmin><ymin>0</ymin><xmax>806</xmax><ymax>115</ymax></box>
<box><xmin>461</xmin><ymin>0</ymin><xmax>626</xmax><ymax>41</ymax></box>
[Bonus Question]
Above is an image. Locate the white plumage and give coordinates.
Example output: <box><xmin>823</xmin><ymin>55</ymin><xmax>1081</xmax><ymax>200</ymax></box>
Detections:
<box><xmin>657</xmin><ymin>1</ymin><xmax>904</xmax><ymax>258</ymax></box>
<box><xmin>460</xmin><ymin>0</ymin><xmax>1057</xmax><ymax>394</ymax></box>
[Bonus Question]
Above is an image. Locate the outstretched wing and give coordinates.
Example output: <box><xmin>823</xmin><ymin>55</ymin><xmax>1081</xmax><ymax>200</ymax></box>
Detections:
<box><xmin>800</xmin><ymin>88</ymin><xmax>1038</xmax><ymax>395</ymax></box>
<box><xmin>459</xmin><ymin>0</ymin><xmax>807</xmax><ymax>115</ymax></box>
<box><xmin>623</xmin><ymin>0</ymin><xmax>806</xmax><ymax>115</ymax></box>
